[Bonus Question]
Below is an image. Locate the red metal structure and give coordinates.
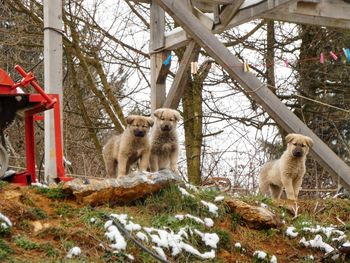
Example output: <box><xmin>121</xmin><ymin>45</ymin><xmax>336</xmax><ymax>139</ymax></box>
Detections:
<box><xmin>0</xmin><ymin>65</ymin><xmax>71</xmax><ymax>185</ymax></box>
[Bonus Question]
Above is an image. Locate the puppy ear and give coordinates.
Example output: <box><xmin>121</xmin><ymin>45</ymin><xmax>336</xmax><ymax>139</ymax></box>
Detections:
<box><xmin>126</xmin><ymin>115</ymin><xmax>135</xmax><ymax>125</ymax></box>
<box><xmin>173</xmin><ymin>110</ymin><xmax>181</xmax><ymax>121</ymax></box>
<box><xmin>153</xmin><ymin>108</ymin><xmax>163</xmax><ymax>118</ymax></box>
<box><xmin>147</xmin><ymin>117</ymin><xmax>154</xmax><ymax>127</ymax></box>
<box><xmin>305</xmin><ymin>136</ymin><xmax>314</xmax><ymax>147</ymax></box>
<box><xmin>285</xmin><ymin>133</ymin><xmax>295</xmax><ymax>143</ymax></box>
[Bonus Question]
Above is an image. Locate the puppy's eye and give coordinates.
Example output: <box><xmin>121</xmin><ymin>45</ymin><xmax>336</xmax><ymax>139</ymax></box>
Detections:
<box><xmin>293</xmin><ymin>143</ymin><xmax>297</xmax><ymax>146</ymax></box>
<box><xmin>161</xmin><ymin>118</ymin><xmax>165</xmax><ymax>120</ymax></box>
<box><xmin>170</xmin><ymin>118</ymin><xmax>174</xmax><ymax>121</ymax></box>
<box><xmin>301</xmin><ymin>144</ymin><xmax>306</xmax><ymax>147</ymax></box>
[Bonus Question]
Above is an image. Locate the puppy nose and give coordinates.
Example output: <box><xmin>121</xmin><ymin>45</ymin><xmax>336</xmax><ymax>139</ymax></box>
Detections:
<box><xmin>134</xmin><ymin>130</ymin><xmax>145</xmax><ymax>137</ymax></box>
<box><xmin>162</xmin><ymin>124</ymin><xmax>171</xmax><ymax>131</ymax></box>
<box><xmin>293</xmin><ymin>150</ymin><xmax>302</xmax><ymax>157</ymax></box>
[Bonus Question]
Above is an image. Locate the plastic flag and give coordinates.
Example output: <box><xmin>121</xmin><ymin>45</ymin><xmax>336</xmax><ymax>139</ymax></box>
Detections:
<box><xmin>163</xmin><ymin>54</ymin><xmax>172</xmax><ymax>66</ymax></box>
<box><xmin>320</xmin><ymin>53</ymin><xmax>325</xmax><ymax>64</ymax></box>
<box><xmin>343</xmin><ymin>48</ymin><xmax>350</xmax><ymax>62</ymax></box>
<box><xmin>329</xmin><ymin>51</ymin><xmax>338</xmax><ymax>61</ymax></box>
<box><xmin>243</xmin><ymin>62</ymin><xmax>250</xmax><ymax>72</ymax></box>
<box><xmin>191</xmin><ymin>62</ymin><xmax>198</xmax><ymax>74</ymax></box>
<box><xmin>284</xmin><ymin>58</ymin><xmax>289</xmax><ymax>67</ymax></box>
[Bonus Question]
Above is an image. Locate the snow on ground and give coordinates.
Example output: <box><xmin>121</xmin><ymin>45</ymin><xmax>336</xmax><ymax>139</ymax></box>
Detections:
<box><xmin>136</xmin><ymin>231</ymin><xmax>149</xmax><ymax>242</ymax></box>
<box><xmin>66</xmin><ymin>247</ymin><xmax>81</xmax><ymax>258</ymax></box>
<box><xmin>270</xmin><ymin>255</ymin><xmax>278</xmax><ymax>263</ymax></box>
<box><xmin>0</xmin><ymin>212</ymin><xmax>12</xmax><ymax>228</ymax></box>
<box><xmin>300</xmin><ymin>234</ymin><xmax>334</xmax><ymax>254</ymax></box>
<box><xmin>214</xmin><ymin>196</ymin><xmax>225</xmax><ymax>202</ymax></box>
<box><xmin>302</xmin><ymin>225</ymin><xmax>344</xmax><ymax>238</ymax></box>
<box><xmin>234</xmin><ymin>242</ymin><xmax>241</xmax><ymax>249</ymax></box>
<box><xmin>178</xmin><ymin>186</ymin><xmax>195</xmax><ymax>198</ymax></box>
<box><xmin>286</xmin><ymin>226</ymin><xmax>298</xmax><ymax>238</ymax></box>
<box><xmin>194</xmin><ymin>229</ymin><xmax>220</xmax><ymax>248</ymax></box>
<box><xmin>105</xmin><ymin>213</ymin><xmax>219</xmax><ymax>259</ymax></box>
<box><xmin>175</xmin><ymin>214</ymin><xmax>214</xmax><ymax>227</ymax></box>
<box><xmin>253</xmin><ymin>250</ymin><xmax>267</xmax><ymax>259</ymax></box>
<box><xmin>200</xmin><ymin>200</ymin><xmax>219</xmax><ymax>216</ymax></box>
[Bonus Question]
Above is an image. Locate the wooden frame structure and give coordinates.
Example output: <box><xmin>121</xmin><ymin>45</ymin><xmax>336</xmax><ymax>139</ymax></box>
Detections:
<box><xmin>148</xmin><ymin>0</ymin><xmax>350</xmax><ymax>190</ymax></box>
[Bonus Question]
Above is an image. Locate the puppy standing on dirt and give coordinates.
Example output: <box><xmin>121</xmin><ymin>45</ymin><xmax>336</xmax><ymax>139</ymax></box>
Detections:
<box><xmin>102</xmin><ymin>115</ymin><xmax>154</xmax><ymax>178</ymax></box>
<box><xmin>259</xmin><ymin>133</ymin><xmax>313</xmax><ymax>201</ymax></box>
<box><xmin>150</xmin><ymin>108</ymin><xmax>181</xmax><ymax>174</ymax></box>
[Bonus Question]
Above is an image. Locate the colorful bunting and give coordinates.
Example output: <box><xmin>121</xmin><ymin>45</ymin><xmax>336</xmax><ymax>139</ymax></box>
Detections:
<box><xmin>163</xmin><ymin>54</ymin><xmax>172</xmax><ymax>66</ymax></box>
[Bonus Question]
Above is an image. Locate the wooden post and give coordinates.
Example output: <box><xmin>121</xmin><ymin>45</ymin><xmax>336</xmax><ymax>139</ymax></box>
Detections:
<box><xmin>154</xmin><ymin>0</ymin><xmax>350</xmax><ymax>190</ymax></box>
<box><xmin>163</xmin><ymin>41</ymin><xmax>197</xmax><ymax>109</ymax></box>
<box><xmin>150</xmin><ymin>1</ymin><xmax>166</xmax><ymax>112</ymax></box>
<box><xmin>43</xmin><ymin>0</ymin><xmax>63</xmax><ymax>184</ymax></box>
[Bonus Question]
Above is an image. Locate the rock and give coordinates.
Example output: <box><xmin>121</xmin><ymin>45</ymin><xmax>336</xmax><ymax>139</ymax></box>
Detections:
<box><xmin>63</xmin><ymin>169</ymin><xmax>182</xmax><ymax>206</ymax></box>
<box><xmin>32</xmin><ymin>221</ymin><xmax>51</xmax><ymax>233</ymax></box>
<box><xmin>225</xmin><ymin>199</ymin><xmax>281</xmax><ymax>229</ymax></box>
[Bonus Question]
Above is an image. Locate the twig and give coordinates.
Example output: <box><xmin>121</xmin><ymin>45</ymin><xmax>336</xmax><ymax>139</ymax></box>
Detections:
<box><xmin>108</xmin><ymin>216</ymin><xmax>170</xmax><ymax>263</ymax></box>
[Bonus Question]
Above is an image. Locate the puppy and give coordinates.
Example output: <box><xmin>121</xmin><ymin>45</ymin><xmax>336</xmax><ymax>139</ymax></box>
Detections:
<box><xmin>150</xmin><ymin>108</ymin><xmax>181</xmax><ymax>173</ymax></box>
<box><xmin>102</xmin><ymin>115</ymin><xmax>153</xmax><ymax>178</ymax></box>
<box><xmin>259</xmin><ymin>133</ymin><xmax>313</xmax><ymax>200</ymax></box>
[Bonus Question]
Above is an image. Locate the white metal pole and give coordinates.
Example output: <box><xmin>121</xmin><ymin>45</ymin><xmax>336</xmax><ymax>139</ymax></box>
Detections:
<box><xmin>43</xmin><ymin>0</ymin><xmax>63</xmax><ymax>184</ymax></box>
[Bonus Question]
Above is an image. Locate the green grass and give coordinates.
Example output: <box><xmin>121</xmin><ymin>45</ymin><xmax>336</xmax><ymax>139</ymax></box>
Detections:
<box><xmin>32</xmin><ymin>185</ymin><xmax>67</xmax><ymax>199</ymax></box>
<box><xmin>14</xmin><ymin>235</ymin><xmax>39</xmax><ymax>250</ymax></box>
<box><xmin>51</xmin><ymin>203</ymin><xmax>76</xmax><ymax>218</ymax></box>
<box><xmin>0</xmin><ymin>239</ymin><xmax>13</xmax><ymax>261</ymax></box>
<box><xmin>26</xmin><ymin>207</ymin><xmax>48</xmax><ymax>220</ymax></box>
<box><xmin>0</xmin><ymin>180</ymin><xmax>8</xmax><ymax>190</ymax></box>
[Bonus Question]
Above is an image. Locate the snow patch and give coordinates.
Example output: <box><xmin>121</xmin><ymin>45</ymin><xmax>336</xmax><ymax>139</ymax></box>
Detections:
<box><xmin>178</xmin><ymin>186</ymin><xmax>195</xmax><ymax>198</ymax></box>
<box><xmin>253</xmin><ymin>250</ymin><xmax>267</xmax><ymax>259</ymax></box>
<box><xmin>300</xmin><ymin>234</ymin><xmax>334</xmax><ymax>254</ymax></box>
<box><xmin>152</xmin><ymin>246</ymin><xmax>167</xmax><ymax>260</ymax></box>
<box><xmin>204</xmin><ymin>218</ymin><xmax>214</xmax><ymax>227</ymax></box>
<box><xmin>286</xmin><ymin>226</ymin><xmax>298</xmax><ymax>238</ymax></box>
<box><xmin>105</xmin><ymin>225</ymin><xmax>127</xmax><ymax>250</ymax></box>
<box><xmin>194</xmin><ymin>229</ymin><xmax>220</xmax><ymax>248</ymax></box>
<box><xmin>66</xmin><ymin>247</ymin><xmax>81</xmax><ymax>258</ymax></box>
<box><xmin>136</xmin><ymin>232</ymin><xmax>149</xmax><ymax>242</ymax></box>
<box><xmin>270</xmin><ymin>255</ymin><xmax>277</xmax><ymax>263</ymax></box>
<box><xmin>200</xmin><ymin>200</ymin><xmax>219</xmax><ymax>216</ymax></box>
<box><xmin>0</xmin><ymin>213</ymin><xmax>12</xmax><ymax>228</ymax></box>
<box><xmin>214</xmin><ymin>196</ymin><xmax>224</xmax><ymax>202</ymax></box>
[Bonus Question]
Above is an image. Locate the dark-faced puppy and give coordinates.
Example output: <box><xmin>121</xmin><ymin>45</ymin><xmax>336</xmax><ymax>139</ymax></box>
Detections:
<box><xmin>150</xmin><ymin>108</ymin><xmax>181</xmax><ymax>173</ymax></box>
<box><xmin>102</xmin><ymin>115</ymin><xmax>154</xmax><ymax>178</ymax></box>
<box><xmin>259</xmin><ymin>133</ymin><xmax>313</xmax><ymax>200</ymax></box>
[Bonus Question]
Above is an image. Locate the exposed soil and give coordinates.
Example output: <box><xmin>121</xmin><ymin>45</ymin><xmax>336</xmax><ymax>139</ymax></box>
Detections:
<box><xmin>0</xmin><ymin>183</ymin><xmax>349</xmax><ymax>262</ymax></box>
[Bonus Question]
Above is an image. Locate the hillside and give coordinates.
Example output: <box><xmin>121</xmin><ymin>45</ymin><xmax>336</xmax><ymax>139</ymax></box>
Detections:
<box><xmin>0</xmin><ymin>180</ymin><xmax>349</xmax><ymax>262</ymax></box>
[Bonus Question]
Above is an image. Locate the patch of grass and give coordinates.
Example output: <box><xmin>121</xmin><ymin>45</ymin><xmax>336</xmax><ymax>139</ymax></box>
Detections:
<box><xmin>0</xmin><ymin>224</ymin><xmax>11</xmax><ymax>236</ymax></box>
<box><xmin>292</xmin><ymin>215</ymin><xmax>315</xmax><ymax>232</ymax></box>
<box><xmin>215</xmin><ymin>228</ymin><xmax>232</xmax><ymax>250</ymax></box>
<box><xmin>51</xmin><ymin>203</ymin><xmax>75</xmax><ymax>218</ymax></box>
<box><xmin>0</xmin><ymin>239</ymin><xmax>13</xmax><ymax>261</ymax></box>
<box><xmin>18</xmin><ymin>219</ymin><xmax>32</xmax><ymax>231</ymax></box>
<box><xmin>13</xmin><ymin>235</ymin><xmax>39</xmax><ymax>250</ymax></box>
<box><xmin>196</xmin><ymin>188</ymin><xmax>221</xmax><ymax>201</ymax></box>
<box><xmin>26</xmin><ymin>207</ymin><xmax>48</xmax><ymax>220</ymax></box>
<box><xmin>230</xmin><ymin>211</ymin><xmax>243</xmax><ymax>231</ymax></box>
<box><xmin>239</xmin><ymin>194</ymin><xmax>273</xmax><ymax>206</ymax></box>
<box><xmin>0</xmin><ymin>180</ymin><xmax>8</xmax><ymax>190</ymax></box>
<box><xmin>39</xmin><ymin>243</ymin><xmax>59</xmax><ymax>257</ymax></box>
<box><xmin>33</xmin><ymin>185</ymin><xmax>67</xmax><ymax>199</ymax></box>
<box><xmin>78</xmin><ymin>206</ymin><xmax>108</xmax><ymax>228</ymax></box>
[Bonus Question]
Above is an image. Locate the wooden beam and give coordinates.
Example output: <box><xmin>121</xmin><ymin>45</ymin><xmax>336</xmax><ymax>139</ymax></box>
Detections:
<box><xmin>154</xmin><ymin>0</ymin><xmax>350</xmax><ymax>190</ymax></box>
<box><xmin>262</xmin><ymin>1</ymin><xmax>350</xmax><ymax>29</ymax></box>
<box><xmin>156</xmin><ymin>51</ymin><xmax>171</xmax><ymax>84</ymax></box>
<box><xmin>150</xmin><ymin>1</ymin><xmax>166</xmax><ymax>111</ymax></box>
<box><xmin>163</xmin><ymin>41</ymin><xmax>197</xmax><ymax>109</ymax></box>
<box><xmin>218</xmin><ymin>0</ymin><xmax>245</xmax><ymax>28</ymax></box>
<box><xmin>163</xmin><ymin>0</ymin><xmax>298</xmax><ymax>50</ymax></box>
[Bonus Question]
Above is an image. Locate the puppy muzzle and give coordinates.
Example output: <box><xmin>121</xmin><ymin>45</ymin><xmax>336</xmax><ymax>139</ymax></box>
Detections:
<box><xmin>292</xmin><ymin>149</ymin><xmax>303</xmax><ymax>157</ymax></box>
<box><xmin>161</xmin><ymin>124</ymin><xmax>172</xmax><ymax>131</ymax></box>
<box><xmin>134</xmin><ymin>130</ymin><xmax>145</xmax><ymax>137</ymax></box>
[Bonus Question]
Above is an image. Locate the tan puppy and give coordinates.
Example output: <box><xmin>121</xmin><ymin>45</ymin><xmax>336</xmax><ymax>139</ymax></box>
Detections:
<box><xmin>150</xmin><ymin>108</ymin><xmax>181</xmax><ymax>173</ymax></box>
<box><xmin>102</xmin><ymin>115</ymin><xmax>154</xmax><ymax>178</ymax></box>
<box><xmin>259</xmin><ymin>133</ymin><xmax>313</xmax><ymax>200</ymax></box>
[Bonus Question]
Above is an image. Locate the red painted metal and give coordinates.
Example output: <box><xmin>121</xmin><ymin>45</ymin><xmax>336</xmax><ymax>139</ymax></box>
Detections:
<box><xmin>0</xmin><ymin>65</ymin><xmax>72</xmax><ymax>185</ymax></box>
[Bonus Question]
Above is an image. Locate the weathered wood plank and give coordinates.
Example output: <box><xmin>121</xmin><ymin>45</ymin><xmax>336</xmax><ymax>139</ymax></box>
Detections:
<box><xmin>218</xmin><ymin>0</ymin><xmax>245</xmax><ymax>27</ymax></box>
<box><xmin>150</xmin><ymin>1</ymin><xmax>166</xmax><ymax>111</ymax></box>
<box><xmin>163</xmin><ymin>0</ymin><xmax>298</xmax><ymax>50</ymax></box>
<box><xmin>163</xmin><ymin>41</ymin><xmax>197</xmax><ymax>109</ymax></box>
<box><xmin>262</xmin><ymin>1</ymin><xmax>350</xmax><ymax>29</ymax></box>
<box><xmin>154</xmin><ymin>0</ymin><xmax>350</xmax><ymax>190</ymax></box>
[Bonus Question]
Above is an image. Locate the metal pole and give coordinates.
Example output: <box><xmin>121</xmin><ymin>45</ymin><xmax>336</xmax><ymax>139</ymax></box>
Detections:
<box><xmin>43</xmin><ymin>0</ymin><xmax>63</xmax><ymax>184</ymax></box>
